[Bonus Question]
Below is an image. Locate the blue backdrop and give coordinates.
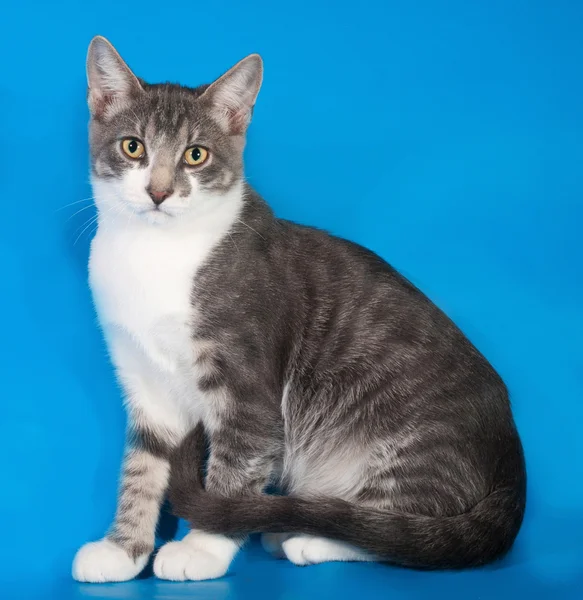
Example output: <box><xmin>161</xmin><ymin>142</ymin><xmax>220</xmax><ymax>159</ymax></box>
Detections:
<box><xmin>1</xmin><ymin>1</ymin><xmax>582</xmax><ymax>599</ymax></box>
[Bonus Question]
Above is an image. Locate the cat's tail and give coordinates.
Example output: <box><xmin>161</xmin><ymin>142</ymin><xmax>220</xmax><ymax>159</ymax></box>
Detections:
<box><xmin>168</xmin><ymin>425</ymin><xmax>526</xmax><ymax>569</ymax></box>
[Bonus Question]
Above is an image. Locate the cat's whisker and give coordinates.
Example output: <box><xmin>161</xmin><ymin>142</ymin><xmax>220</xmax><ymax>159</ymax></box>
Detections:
<box><xmin>123</xmin><ymin>108</ymin><xmax>142</xmax><ymax>132</ymax></box>
<box><xmin>56</xmin><ymin>197</ymin><xmax>95</xmax><ymax>212</ymax></box>
<box><xmin>64</xmin><ymin>203</ymin><xmax>95</xmax><ymax>223</ymax></box>
<box><xmin>235</xmin><ymin>218</ymin><xmax>265</xmax><ymax>240</ymax></box>
<box><xmin>72</xmin><ymin>203</ymin><xmax>118</xmax><ymax>246</ymax></box>
<box><xmin>228</xmin><ymin>232</ymin><xmax>240</xmax><ymax>254</ymax></box>
<box><xmin>104</xmin><ymin>203</ymin><xmax>124</xmax><ymax>224</ymax></box>
<box><xmin>73</xmin><ymin>214</ymin><xmax>100</xmax><ymax>246</ymax></box>
<box><xmin>72</xmin><ymin>213</ymin><xmax>98</xmax><ymax>237</ymax></box>
<box><xmin>123</xmin><ymin>118</ymin><xmax>141</xmax><ymax>132</ymax></box>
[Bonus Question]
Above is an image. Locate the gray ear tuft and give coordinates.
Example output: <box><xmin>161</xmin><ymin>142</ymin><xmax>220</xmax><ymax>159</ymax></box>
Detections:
<box><xmin>202</xmin><ymin>54</ymin><xmax>263</xmax><ymax>135</ymax></box>
<box><xmin>86</xmin><ymin>36</ymin><xmax>143</xmax><ymax>118</ymax></box>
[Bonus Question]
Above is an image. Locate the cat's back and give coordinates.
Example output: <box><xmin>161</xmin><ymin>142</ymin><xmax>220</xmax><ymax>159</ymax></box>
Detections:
<box><xmin>267</xmin><ymin>215</ymin><xmax>507</xmax><ymax>398</ymax></box>
<box><xmin>223</xmin><ymin>192</ymin><xmax>476</xmax><ymax>350</ymax></box>
<box><xmin>274</xmin><ymin>216</ymin><xmax>442</xmax><ymax>321</ymax></box>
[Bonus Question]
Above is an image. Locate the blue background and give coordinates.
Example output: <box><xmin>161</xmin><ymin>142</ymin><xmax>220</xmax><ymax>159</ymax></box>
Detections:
<box><xmin>1</xmin><ymin>1</ymin><xmax>582</xmax><ymax>598</ymax></box>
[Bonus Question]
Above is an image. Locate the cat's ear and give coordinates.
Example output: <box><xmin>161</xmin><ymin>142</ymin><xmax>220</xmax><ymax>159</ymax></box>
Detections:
<box><xmin>202</xmin><ymin>54</ymin><xmax>263</xmax><ymax>135</ymax></box>
<box><xmin>86</xmin><ymin>36</ymin><xmax>143</xmax><ymax>118</ymax></box>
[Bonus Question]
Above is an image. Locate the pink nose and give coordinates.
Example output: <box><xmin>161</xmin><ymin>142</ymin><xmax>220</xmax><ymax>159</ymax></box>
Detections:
<box><xmin>147</xmin><ymin>187</ymin><xmax>173</xmax><ymax>205</ymax></box>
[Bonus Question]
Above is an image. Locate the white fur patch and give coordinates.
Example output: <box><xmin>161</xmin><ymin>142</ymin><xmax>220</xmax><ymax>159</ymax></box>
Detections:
<box><xmin>283</xmin><ymin>442</ymin><xmax>370</xmax><ymax>501</ymax></box>
<box><xmin>154</xmin><ymin>530</ymin><xmax>240</xmax><ymax>581</ymax></box>
<box><xmin>72</xmin><ymin>539</ymin><xmax>148</xmax><ymax>583</ymax></box>
<box><xmin>89</xmin><ymin>180</ymin><xmax>244</xmax><ymax>438</ymax></box>
<box><xmin>282</xmin><ymin>535</ymin><xmax>375</xmax><ymax>566</ymax></box>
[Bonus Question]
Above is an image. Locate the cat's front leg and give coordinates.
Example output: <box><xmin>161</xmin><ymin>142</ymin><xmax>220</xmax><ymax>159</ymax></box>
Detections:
<box><xmin>71</xmin><ymin>316</ymin><xmax>197</xmax><ymax>583</ymax></box>
<box><xmin>72</xmin><ymin>425</ymin><xmax>172</xmax><ymax>582</ymax></box>
<box><xmin>155</xmin><ymin>409</ymin><xmax>279</xmax><ymax>581</ymax></box>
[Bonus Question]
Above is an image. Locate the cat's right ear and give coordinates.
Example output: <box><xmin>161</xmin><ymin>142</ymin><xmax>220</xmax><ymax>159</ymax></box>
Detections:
<box><xmin>201</xmin><ymin>54</ymin><xmax>263</xmax><ymax>135</ymax></box>
<box><xmin>86</xmin><ymin>36</ymin><xmax>143</xmax><ymax>118</ymax></box>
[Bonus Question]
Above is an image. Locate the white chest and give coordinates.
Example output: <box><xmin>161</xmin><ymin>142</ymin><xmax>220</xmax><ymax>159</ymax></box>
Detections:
<box><xmin>90</xmin><ymin>226</ymin><xmax>208</xmax><ymax>370</ymax></box>
<box><xmin>88</xmin><ymin>220</ymin><xmax>230</xmax><ymax>435</ymax></box>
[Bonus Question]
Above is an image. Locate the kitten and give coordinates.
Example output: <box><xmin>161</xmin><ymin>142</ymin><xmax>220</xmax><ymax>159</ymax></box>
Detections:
<box><xmin>72</xmin><ymin>36</ymin><xmax>526</xmax><ymax>583</ymax></box>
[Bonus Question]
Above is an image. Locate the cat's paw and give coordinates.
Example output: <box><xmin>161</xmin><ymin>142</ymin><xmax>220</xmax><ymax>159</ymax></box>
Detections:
<box><xmin>154</xmin><ymin>532</ymin><xmax>237</xmax><ymax>581</ymax></box>
<box><xmin>282</xmin><ymin>535</ymin><xmax>373</xmax><ymax>566</ymax></box>
<box><xmin>72</xmin><ymin>539</ymin><xmax>149</xmax><ymax>582</ymax></box>
<box><xmin>282</xmin><ymin>535</ymin><xmax>322</xmax><ymax>566</ymax></box>
<box><xmin>261</xmin><ymin>533</ymin><xmax>291</xmax><ymax>559</ymax></box>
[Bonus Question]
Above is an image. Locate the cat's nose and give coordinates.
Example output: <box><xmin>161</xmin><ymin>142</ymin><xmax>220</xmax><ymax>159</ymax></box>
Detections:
<box><xmin>147</xmin><ymin>187</ymin><xmax>173</xmax><ymax>205</ymax></box>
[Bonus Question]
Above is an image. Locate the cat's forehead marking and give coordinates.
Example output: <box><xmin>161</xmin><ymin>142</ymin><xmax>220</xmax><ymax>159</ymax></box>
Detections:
<box><xmin>141</xmin><ymin>94</ymin><xmax>202</xmax><ymax>152</ymax></box>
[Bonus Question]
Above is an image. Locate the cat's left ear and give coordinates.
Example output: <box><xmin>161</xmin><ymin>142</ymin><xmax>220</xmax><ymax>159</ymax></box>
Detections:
<box><xmin>86</xmin><ymin>36</ymin><xmax>144</xmax><ymax>118</ymax></box>
<box><xmin>202</xmin><ymin>54</ymin><xmax>263</xmax><ymax>135</ymax></box>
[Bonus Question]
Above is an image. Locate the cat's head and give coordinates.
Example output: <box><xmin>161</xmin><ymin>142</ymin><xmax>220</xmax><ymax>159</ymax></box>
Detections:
<box><xmin>86</xmin><ymin>36</ymin><xmax>262</xmax><ymax>226</ymax></box>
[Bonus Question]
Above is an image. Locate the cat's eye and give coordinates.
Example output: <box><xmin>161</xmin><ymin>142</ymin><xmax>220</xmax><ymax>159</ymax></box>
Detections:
<box><xmin>184</xmin><ymin>146</ymin><xmax>209</xmax><ymax>166</ymax></box>
<box><xmin>121</xmin><ymin>138</ymin><xmax>145</xmax><ymax>159</ymax></box>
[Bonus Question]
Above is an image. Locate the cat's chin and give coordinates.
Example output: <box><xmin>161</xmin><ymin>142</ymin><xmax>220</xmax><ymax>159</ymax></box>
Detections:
<box><xmin>142</xmin><ymin>211</ymin><xmax>171</xmax><ymax>225</ymax></box>
<box><xmin>138</xmin><ymin>207</ymin><xmax>180</xmax><ymax>225</ymax></box>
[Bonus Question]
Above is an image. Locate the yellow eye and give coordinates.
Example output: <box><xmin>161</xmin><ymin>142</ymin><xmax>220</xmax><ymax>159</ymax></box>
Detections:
<box><xmin>184</xmin><ymin>146</ymin><xmax>208</xmax><ymax>166</ymax></box>
<box><xmin>121</xmin><ymin>138</ymin><xmax>145</xmax><ymax>159</ymax></box>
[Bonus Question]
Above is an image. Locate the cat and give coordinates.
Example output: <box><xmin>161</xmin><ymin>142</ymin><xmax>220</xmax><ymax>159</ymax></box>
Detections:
<box><xmin>72</xmin><ymin>35</ymin><xmax>526</xmax><ymax>583</ymax></box>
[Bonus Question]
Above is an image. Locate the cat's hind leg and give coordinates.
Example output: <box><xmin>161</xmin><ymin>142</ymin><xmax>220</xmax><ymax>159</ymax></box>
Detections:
<box><xmin>282</xmin><ymin>535</ymin><xmax>377</xmax><ymax>566</ymax></box>
<box><xmin>154</xmin><ymin>530</ymin><xmax>240</xmax><ymax>581</ymax></box>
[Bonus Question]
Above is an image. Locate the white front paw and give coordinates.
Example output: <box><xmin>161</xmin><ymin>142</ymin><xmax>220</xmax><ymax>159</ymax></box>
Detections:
<box><xmin>72</xmin><ymin>539</ymin><xmax>149</xmax><ymax>583</ymax></box>
<box><xmin>154</xmin><ymin>531</ymin><xmax>238</xmax><ymax>581</ymax></box>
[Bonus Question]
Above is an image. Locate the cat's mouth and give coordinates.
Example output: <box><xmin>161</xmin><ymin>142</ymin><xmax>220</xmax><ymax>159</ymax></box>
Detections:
<box><xmin>135</xmin><ymin>205</ymin><xmax>175</xmax><ymax>224</ymax></box>
<box><xmin>122</xmin><ymin>198</ymin><xmax>187</xmax><ymax>223</ymax></box>
<box><xmin>138</xmin><ymin>205</ymin><xmax>170</xmax><ymax>215</ymax></box>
